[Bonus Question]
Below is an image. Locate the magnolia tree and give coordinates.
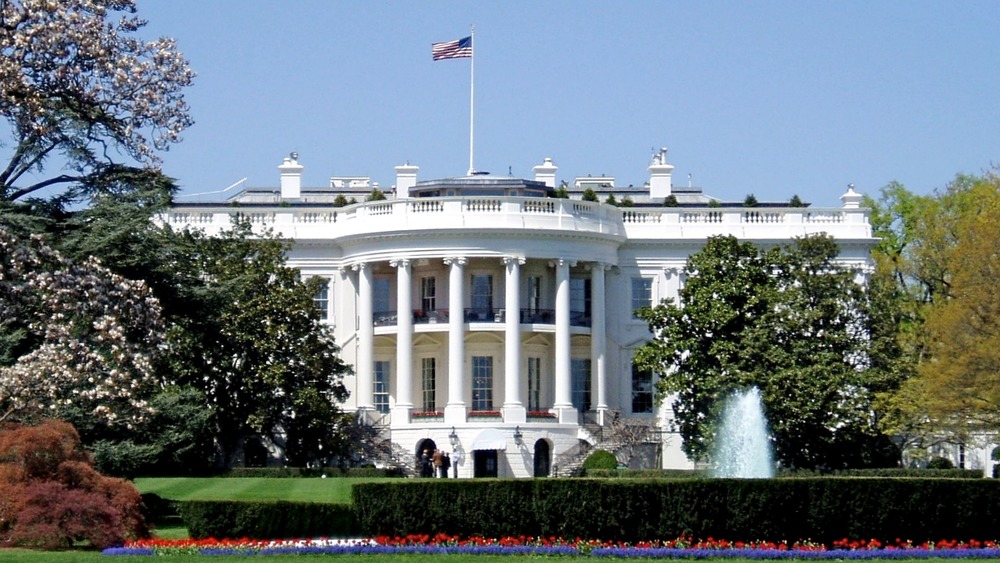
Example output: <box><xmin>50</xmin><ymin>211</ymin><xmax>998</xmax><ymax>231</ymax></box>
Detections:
<box><xmin>0</xmin><ymin>0</ymin><xmax>194</xmax><ymax>202</ymax></box>
<box><xmin>0</xmin><ymin>228</ymin><xmax>164</xmax><ymax>425</ymax></box>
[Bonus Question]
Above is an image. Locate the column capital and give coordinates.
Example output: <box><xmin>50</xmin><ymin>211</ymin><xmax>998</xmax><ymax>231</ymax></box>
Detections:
<box><xmin>586</xmin><ymin>261</ymin><xmax>613</xmax><ymax>272</ymax></box>
<box><xmin>548</xmin><ymin>259</ymin><xmax>577</xmax><ymax>268</ymax></box>
<box><xmin>351</xmin><ymin>261</ymin><xmax>368</xmax><ymax>272</ymax></box>
<box><xmin>664</xmin><ymin>266</ymin><xmax>683</xmax><ymax>278</ymax></box>
<box><xmin>443</xmin><ymin>256</ymin><xmax>467</xmax><ymax>267</ymax></box>
<box><xmin>503</xmin><ymin>255</ymin><xmax>526</xmax><ymax>266</ymax></box>
<box><xmin>389</xmin><ymin>258</ymin><xmax>411</xmax><ymax>269</ymax></box>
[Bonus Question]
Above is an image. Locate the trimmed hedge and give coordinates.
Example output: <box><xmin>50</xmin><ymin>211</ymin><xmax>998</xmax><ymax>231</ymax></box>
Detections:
<box><xmin>353</xmin><ymin>478</ymin><xmax>1000</xmax><ymax>543</ymax></box>
<box><xmin>177</xmin><ymin>500</ymin><xmax>356</xmax><ymax>539</ymax></box>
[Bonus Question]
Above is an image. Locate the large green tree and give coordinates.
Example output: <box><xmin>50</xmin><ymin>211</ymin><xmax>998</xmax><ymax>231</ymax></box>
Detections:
<box><xmin>635</xmin><ymin>234</ymin><xmax>896</xmax><ymax>469</ymax></box>
<box><xmin>57</xmin><ymin>190</ymin><xmax>354</xmax><ymax>468</ymax></box>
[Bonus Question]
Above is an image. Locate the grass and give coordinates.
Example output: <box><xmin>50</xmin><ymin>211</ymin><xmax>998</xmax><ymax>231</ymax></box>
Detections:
<box><xmin>134</xmin><ymin>476</ymin><xmax>391</xmax><ymax>504</ymax></box>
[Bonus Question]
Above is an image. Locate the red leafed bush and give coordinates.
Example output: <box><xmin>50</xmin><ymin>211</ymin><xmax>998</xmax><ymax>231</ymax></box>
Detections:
<box><xmin>10</xmin><ymin>481</ymin><xmax>123</xmax><ymax>549</ymax></box>
<box><xmin>0</xmin><ymin>419</ymin><xmax>148</xmax><ymax>549</ymax></box>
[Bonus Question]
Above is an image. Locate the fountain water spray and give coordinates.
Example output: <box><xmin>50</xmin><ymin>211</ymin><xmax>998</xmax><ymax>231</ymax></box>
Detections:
<box><xmin>710</xmin><ymin>387</ymin><xmax>775</xmax><ymax>478</ymax></box>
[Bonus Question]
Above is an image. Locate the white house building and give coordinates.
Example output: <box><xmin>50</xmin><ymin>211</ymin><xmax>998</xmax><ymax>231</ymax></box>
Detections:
<box><xmin>166</xmin><ymin>148</ymin><xmax>876</xmax><ymax>478</ymax></box>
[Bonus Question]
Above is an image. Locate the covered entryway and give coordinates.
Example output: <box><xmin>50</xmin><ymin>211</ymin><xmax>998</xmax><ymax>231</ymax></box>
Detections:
<box><xmin>471</xmin><ymin>428</ymin><xmax>506</xmax><ymax>478</ymax></box>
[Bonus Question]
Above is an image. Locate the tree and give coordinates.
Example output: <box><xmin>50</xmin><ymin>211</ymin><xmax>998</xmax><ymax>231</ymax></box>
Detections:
<box><xmin>0</xmin><ymin>227</ymin><xmax>164</xmax><ymax>426</ymax></box>
<box><xmin>0</xmin><ymin>0</ymin><xmax>194</xmax><ymax>204</ymax></box>
<box><xmin>168</xmin><ymin>221</ymin><xmax>352</xmax><ymax>467</ymax></box>
<box><xmin>788</xmin><ymin>194</ymin><xmax>804</xmax><ymax>207</ymax></box>
<box><xmin>663</xmin><ymin>194</ymin><xmax>678</xmax><ymax>207</ymax></box>
<box><xmin>743</xmin><ymin>193</ymin><xmax>759</xmax><ymax>207</ymax></box>
<box><xmin>911</xmin><ymin>171</ymin><xmax>1000</xmax><ymax>438</ymax></box>
<box><xmin>581</xmin><ymin>188</ymin><xmax>598</xmax><ymax>202</ymax></box>
<box><xmin>366</xmin><ymin>188</ymin><xmax>386</xmax><ymax>201</ymax></box>
<box><xmin>605</xmin><ymin>194</ymin><xmax>617</xmax><ymax>206</ymax></box>
<box><xmin>635</xmin><ymin>235</ymin><xmax>892</xmax><ymax>468</ymax></box>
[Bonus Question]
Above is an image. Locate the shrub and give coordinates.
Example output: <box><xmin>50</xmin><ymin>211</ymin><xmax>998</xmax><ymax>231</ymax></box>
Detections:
<box><xmin>927</xmin><ymin>456</ymin><xmax>955</xmax><ymax>469</ymax></box>
<box><xmin>11</xmin><ymin>481</ymin><xmax>124</xmax><ymax>549</ymax></box>
<box><xmin>581</xmin><ymin>449</ymin><xmax>618</xmax><ymax>473</ymax></box>
<box><xmin>178</xmin><ymin>500</ymin><xmax>356</xmax><ymax>539</ymax></box>
<box><xmin>0</xmin><ymin>419</ymin><xmax>148</xmax><ymax>548</ymax></box>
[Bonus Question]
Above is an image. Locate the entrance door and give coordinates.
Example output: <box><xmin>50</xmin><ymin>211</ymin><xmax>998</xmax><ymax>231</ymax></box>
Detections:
<box><xmin>533</xmin><ymin>440</ymin><xmax>551</xmax><ymax>477</ymax></box>
<box><xmin>473</xmin><ymin>450</ymin><xmax>498</xmax><ymax>477</ymax></box>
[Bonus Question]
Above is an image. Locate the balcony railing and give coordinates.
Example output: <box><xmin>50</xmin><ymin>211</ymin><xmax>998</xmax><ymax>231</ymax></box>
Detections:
<box><xmin>376</xmin><ymin>308</ymin><xmax>592</xmax><ymax>327</ymax></box>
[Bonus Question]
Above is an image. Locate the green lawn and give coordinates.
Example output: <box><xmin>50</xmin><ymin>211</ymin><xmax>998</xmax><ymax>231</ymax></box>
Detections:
<box><xmin>134</xmin><ymin>476</ymin><xmax>391</xmax><ymax>504</ymax></box>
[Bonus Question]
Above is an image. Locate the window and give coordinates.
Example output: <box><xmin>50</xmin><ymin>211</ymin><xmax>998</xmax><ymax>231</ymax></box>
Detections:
<box><xmin>313</xmin><ymin>280</ymin><xmax>329</xmax><ymax>320</ymax></box>
<box><xmin>528</xmin><ymin>357</ymin><xmax>541</xmax><ymax>411</ymax></box>
<box><xmin>373</xmin><ymin>278</ymin><xmax>391</xmax><ymax>315</ymax></box>
<box><xmin>421</xmin><ymin>277</ymin><xmax>436</xmax><ymax>313</ymax></box>
<box><xmin>421</xmin><ymin>358</ymin><xmax>436</xmax><ymax>412</ymax></box>
<box><xmin>471</xmin><ymin>356</ymin><xmax>493</xmax><ymax>411</ymax></box>
<box><xmin>570</xmin><ymin>278</ymin><xmax>591</xmax><ymax>315</ymax></box>
<box><xmin>471</xmin><ymin>274</ymin><xmax>493</xmax><ymax>316</ymax></box>
<box><xmin>631</xmin><ymin>363</ymin><xmax>654</xmax><ymax>414</ymax></box>
<box><xmin>527</xmin><ymin>276</ymin><xmax>542</xmax><ymax>312</ymax></box>
<box><xmin>631</xmin><ymin>277</ymin><xmax>653</xmax><ymax>318</ymax></box>
<box><xmin>374</xmin><ymin>360</ymin><xmax>390</xmax><ymax>413</ymax></box>
<box><xmin>571</xmin><ymin>358</ymin><xmax>591</xmax><ymax>412</ymax></box>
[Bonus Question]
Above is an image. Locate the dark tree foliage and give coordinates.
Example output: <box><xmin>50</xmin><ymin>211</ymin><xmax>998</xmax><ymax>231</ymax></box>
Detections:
<box><xmin>635</xmin><ymin>235</ymin><xmax>898</xmax><ymax>469</ymax></box>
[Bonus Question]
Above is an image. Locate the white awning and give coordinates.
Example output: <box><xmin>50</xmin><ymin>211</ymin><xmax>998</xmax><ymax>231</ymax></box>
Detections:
<box><xmin>471</xmin><ymin>428</ymin><xmax>507</xmax><ymax>451</ymax></box>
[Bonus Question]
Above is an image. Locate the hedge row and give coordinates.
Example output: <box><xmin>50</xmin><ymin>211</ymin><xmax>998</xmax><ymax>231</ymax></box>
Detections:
<box><xmin>177</xmin><ymin>500</ymin><xmax>356</xmax><ymax>539</ymax></box>
<box><xmin>353</xmin><ymin>478</ymin><xmax>1000</xmax><ymax>543</ymax></box>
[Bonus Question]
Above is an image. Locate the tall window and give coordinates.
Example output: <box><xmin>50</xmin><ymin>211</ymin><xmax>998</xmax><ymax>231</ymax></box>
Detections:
<box><xmin>373</xmin><ymin>278</ymin><xmax>391</xmax><ymax>314</ymax></box>
<box><xmin>421</xmin><ymin>277</ymin><xmax>436</xmax><ymax>313</ymax></box>
<box><xmin>528</xmin><ymin>357</ymin><xmax>541</xmax><ymax>411</ymax></box>
<box><xmin>471</xmin><ymin>274</ymin><xmax>493</xmax><ymax>314</ymax></box>
<box><xmin>631</xmin><ymin>363</ymin><xmax>654</xmax><ymax>414</ymax></box>
<box><xmin>374</xmin><ymin>360</ymin><xmax>390</xmax><ymax>413</ymax></box>
<box><xmin>570</xmin><ymin>277</ymin><xmax>591</xmax><ymax>324</ymax></box>
<box><xmin>421</xmin><ymin>358</ymin><xmax>436</xmax><ymax>412</ymax></box>
<box><xmin>571</xmin><ymin>358</ymin><xmax>591</xmax><ymax>412</ymax></box>
<box><xmin>631</xmin><ymin>276</ymin><xmax>653</xmax><ymax>318</ymax></box>
<box><xmin>313</xmin><ymin>280</ymin><xmax>329</xmax><ymax>320</ymax></box>
<box><xmin>471</xmin><ymin>356</ymin><xmax>493</xmax><ymax>411</ymax></box>
<box><xmin>527</xmin><ymin>276</ymin><xmax>542</xmax><ymax>312</ymax></box>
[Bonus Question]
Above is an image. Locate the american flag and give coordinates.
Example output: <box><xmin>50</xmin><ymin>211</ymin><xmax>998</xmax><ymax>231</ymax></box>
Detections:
<box><xmin>432</xmin><ymin>36</ymin><xmax>472</xmax><ymax>60</ymax></box>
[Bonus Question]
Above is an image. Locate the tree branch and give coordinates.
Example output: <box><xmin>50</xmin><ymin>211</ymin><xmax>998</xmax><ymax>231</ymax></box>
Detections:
<box><xmin>8</xmin><ymin>174</ymin><xmax>83</xmax><ymax>202</ymax></box>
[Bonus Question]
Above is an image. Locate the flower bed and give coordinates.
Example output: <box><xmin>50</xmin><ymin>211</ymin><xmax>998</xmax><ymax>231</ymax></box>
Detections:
<box><xmin>103</xmin><ymin>534</ymin><xmax>1000</xmax><ymax>558</ymax></box>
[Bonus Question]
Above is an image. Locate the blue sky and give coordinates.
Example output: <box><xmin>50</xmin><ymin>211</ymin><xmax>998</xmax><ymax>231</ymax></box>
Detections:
<box><xmin>138</xmin><ymin>1</ymin><xmax>1000</xmax><ymax>207</ymax></box>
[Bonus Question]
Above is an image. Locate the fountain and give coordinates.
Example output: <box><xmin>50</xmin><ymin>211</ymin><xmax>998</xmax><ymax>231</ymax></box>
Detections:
<box><xmin>710</xmin><ymin>387</ymin><xmax>775</xmax><ymax>478</ymax></box>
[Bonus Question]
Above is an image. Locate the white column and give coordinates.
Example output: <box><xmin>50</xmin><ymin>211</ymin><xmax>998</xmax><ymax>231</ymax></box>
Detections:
<box><xmin>355</xmin><ymin>262</ymin><xmax>375</xmax><ymax>412</ymax></box>
<box><xmin>553</xmin><ymin>259</ymin><xmax>576</xmax><ymax>423</ymax></box>
<box><xmin>590</xmin><ymin>262</ymin><xmax>608</xmax><ymax>423</ymax></box>
<box><xmin>391</xmin><ymin>259</ymin><xmax>413</xmax><ymax>424</ymax></box>
<box><xmin>444</xmin><ymin>256</ymin><xmax>467</xmax><ymax>424</ymax></box>
<box><xmin>503</xmin><ymin>256</ymin><xmax>526</xmax><ymax>422</ymax></box>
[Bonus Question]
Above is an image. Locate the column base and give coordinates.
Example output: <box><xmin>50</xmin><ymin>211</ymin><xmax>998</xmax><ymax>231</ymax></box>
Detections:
<box><xmin>502</xmin><ymin>404</ymin><xmax>526</xmax><ymax>424</ymax></box>
<box><xmin>390</xmin><ymin>405</ymin><xmax>413</xmax><ymax>427</ymax></box>
<box><xmin>444</xmin><ymin>404</ymin><xmax>467</xmax><ymax>425</ymax></box>
<box><xmin>554</xmin><ymin>406</ymin><xmax>578</xmax><ymax>424</ymax></box>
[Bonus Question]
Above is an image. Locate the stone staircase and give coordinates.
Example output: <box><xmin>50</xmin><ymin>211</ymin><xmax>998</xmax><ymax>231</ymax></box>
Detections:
<box><xmin>552</xmin><ymin>413</ymin><xmax>657</xmax><ymax>477</ymax></box>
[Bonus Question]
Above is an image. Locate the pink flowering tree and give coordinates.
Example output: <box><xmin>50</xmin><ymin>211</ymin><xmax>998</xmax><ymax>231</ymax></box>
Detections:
<box><xmin>0</xmin><ymin>0</ymin><xmax>194</xmax><ymax>203</ymax></box>
<box><xmin>0</xmin><ymin>227</ymin><xmax>164</xmax><ymax>427</ymax></box>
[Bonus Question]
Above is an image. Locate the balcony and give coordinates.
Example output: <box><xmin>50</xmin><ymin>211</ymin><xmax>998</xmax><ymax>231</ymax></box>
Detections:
<box><xmin>374</xmin><ymin>308</ymin><xmax>592</xmax><ymax>328</ymax></box>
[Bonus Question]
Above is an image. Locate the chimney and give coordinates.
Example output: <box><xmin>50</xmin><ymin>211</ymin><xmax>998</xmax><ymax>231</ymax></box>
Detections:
<box><xmin>278</xmin><ymin>152</ymin><xmax>303</xmax><ymax>199</ymax></box>
<box><xmin>532</xmin><ymin>157</ymin><xmax>558</xmax><ymax>188</ymax></box>
<box><xmin>395</xmin><ymin>163</ymin><xmax>419</xmax><ymax>198</ymax></box>
<box><xmin>648</xmin><ymin>147</ymin><xmax>674</xmax><ymax>199</ymax></box>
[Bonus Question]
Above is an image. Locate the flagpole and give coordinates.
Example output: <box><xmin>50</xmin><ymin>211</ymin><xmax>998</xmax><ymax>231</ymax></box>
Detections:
<box><xmin>468</xmin><ymin>24</ymin><xmax>475</xmax><ymax>175</ymax></box>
